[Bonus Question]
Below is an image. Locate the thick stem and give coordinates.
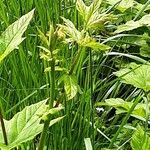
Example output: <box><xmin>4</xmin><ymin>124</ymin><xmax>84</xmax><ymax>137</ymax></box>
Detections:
<box><xmin>0</xmin><ymin>108</ymin><xmax>8</xmax><ymax>145</ymax></box>
<box><xmin>38</xmin><ymin>58</ymin><xmax>55</xmax><ymax>150</ymax></box>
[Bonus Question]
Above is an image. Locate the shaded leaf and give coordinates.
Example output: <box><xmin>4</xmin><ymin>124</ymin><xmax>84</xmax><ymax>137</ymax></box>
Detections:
<box><xmin>131</xmin><ymin>125</ymin><xmax>150</xmax><ymax>150</ymax></box>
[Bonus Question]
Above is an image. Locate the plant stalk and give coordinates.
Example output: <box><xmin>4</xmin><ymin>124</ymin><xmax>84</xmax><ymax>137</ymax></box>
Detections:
<box><xmin>38</xmin><ymin>58</ymin><xmax>55</xmax><ymax>150</ymax></box>
<box><xmin>89</xmin><ymin>48</ymin><xmax>94</xmax><ymax>149</ymax></box>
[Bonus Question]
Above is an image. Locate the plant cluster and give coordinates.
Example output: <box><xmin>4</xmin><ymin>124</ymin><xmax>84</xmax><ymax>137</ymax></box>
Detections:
<box><xmin>0</xmin><ymin>0</ymin><xmax>150</xmax><ymax>150</ymax></box>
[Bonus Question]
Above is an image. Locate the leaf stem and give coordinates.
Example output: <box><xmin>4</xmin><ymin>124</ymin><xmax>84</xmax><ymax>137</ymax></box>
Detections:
<box><xmin>38</xmin><ymin>58</ymin><xmax>55</xmax><ymax>150</ymax></box>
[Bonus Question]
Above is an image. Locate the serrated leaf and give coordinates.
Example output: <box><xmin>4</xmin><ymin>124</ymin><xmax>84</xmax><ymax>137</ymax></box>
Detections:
<box><xmin>76</xmin><ymin>0</ymin><xmax>114</xmax><ymax>30</ymax></box>
<box><xmin>76</xmin><ymin>0</ymin><xmax>87</xmax><ymax>19</ymax></box>
<box><xmin>0</xmin><ymin>9</ymin><xmax>34</xmax><ymax>62</ymax></box>
<box><xmin>0</xmin><ymin>100</ymin><xmax>63</xmax><ymax>149</ymax></box>
<box><xmin>131</xmin><ymin>125</ymin><xmax>150</xmax><ymax>150</ymax></box>
<box><xmin>114</xmin><ymin>63</ymin><xmax>150</xmax><ymax>92</ymax></box>
<box><xmin>58</xmin><ymin>17</ymin><xmax>82</xmax><ymax>42</ymax></box>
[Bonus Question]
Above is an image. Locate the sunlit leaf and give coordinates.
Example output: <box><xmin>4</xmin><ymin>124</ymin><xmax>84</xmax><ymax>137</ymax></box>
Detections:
<box><xmin>96</xmin><ymin>98</ymin><xmax>147</xmax><ymax>121</ymax></box>
<box><xmin>115</xmin><ymin>21</ymin><xmax>140</xmax><ymax>34</ymax></box>
<box><xmin>115</xmin><ymin>14</ymin><xmax>150</xmax><ymax>33</ymax></box>
<box><xmin>106</xmin><ymin>0</ymin><xmax>134</xmax><ymax>12</ymax></box>
<box><xmin>0</xmin><ymin>9</ymin><xmax>34</xmax><ymax>62</ymax></box>
<box><xmin>58</xmin><ymin>17</ymin><xmax>82</xmax><ymax>42</ymax></box>
<box><xmin>0</xmin><ymin>100</ymin><xmax>63</xmax><ymax>149</ymax></box>
<box><xmin>114</xmin><ymin>63</ymin><xmax>150</xmax><ymax>92</ymax></box>
<box><xmin>84</xmin><ymin>138</ymin><xmax>93</xmax><ymax>150</ymax></box>
<box><xmin>62</xmin><ymin>74</ymin><xmax>78</xmax><ymax>100</ymax></box>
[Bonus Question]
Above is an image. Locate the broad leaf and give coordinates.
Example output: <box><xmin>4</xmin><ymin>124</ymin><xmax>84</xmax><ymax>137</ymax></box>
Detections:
<box><xmin>107</xmin><ymin>0</ymin><xmax>134</xmax><ymax>12</ymax></box>
<box><xmin>76</xmin><ymin>0</ymin><xmax>114</xmax><ymax>30</ymax></box>
<box><xmin>115</xmin><ymin>14</ymin><xmax>150</xmax><ymax>33</ymax></box>
<box><xmin>0</xmin><ymin>100</ymin><xmax>63</xmax><ymax>149</ymax></box>
<box><xmin>0</xmin><ymin>9</ymin><xmax>34</xmax><ymax>62</ymax></box>
<box><xmin>114</xmin><ymin>63</ymin><xmax>150</xmax><ymax>92</ymax></box>
<box><xmin>60</xmin><ymin>74</ymin><xmax>79</xmax><ymax>100</ymax></box>
<box><xmin>115</xmin><ymin>20</ymin><xmax>140</xmax><ymax>34</ymax></box>
<box><xmin>59</xmin><ymin>20</ymin><xmax>110</xmax><ymax>51</ymax></box>
<box><xmin>96</xmin><ymin>98</ymin><xmax>147</xmax><ymax>121</ymax></box>
<box><xmin>131</xmin><ymin>125</ymin><xmax>150</xmax><ymax>150</ymax></box>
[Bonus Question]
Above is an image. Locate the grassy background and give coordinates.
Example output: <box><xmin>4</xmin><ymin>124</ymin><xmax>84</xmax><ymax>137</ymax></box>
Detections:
<box><xmin>0</xmin><ymin>0</ymin><xmax>147</xmax><ymax>150</ymax></box>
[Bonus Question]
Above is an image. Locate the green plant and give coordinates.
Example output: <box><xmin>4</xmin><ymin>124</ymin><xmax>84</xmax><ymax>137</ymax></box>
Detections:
<box><xmin>0</xmin><ymin>10</ymin><xmax>63</xmax><ymax>150</ymax></box>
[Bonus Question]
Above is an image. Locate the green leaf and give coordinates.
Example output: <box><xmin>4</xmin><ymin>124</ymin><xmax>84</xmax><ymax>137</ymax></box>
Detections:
<box><xmin>0</xmin><ymin>100</ymin><xmax>63</xmax><ymax>149</ymax></box>
<box><xmin>0</xmin><ymin>9</ymin><xmax>34</xmax><ymax>62</ymax></box>
<box><xmin>63</xmin><ymin>74</ymin><xmax>78</xmax><ymax>100</ymax></box>
<box><xmin>103</xmin><ymin>98</ymin><xmax>147</xmax><ymax>121</ymax></box>
<box><xmin>41</xmin><ymin>106</ymin><xmax>64</xmax><ymax>121</ymax></box>
<box><xmin>84</xmin><ymin>138</ymin><xmax>93</xmax><ymax>150</ymax></box>
<box><xmin>58</xmin><ymin>17</ymin><xmax>82</xmax><ymax>43</ymax></box>
<box><xmin>106</xmin><ymin>0</ymin><xmax>134</xmax><ymax>12</ymax></box>
<box><xmin>76</xmin><ymin>0</ymin><xmax>87</xmax><ymax>19</ymax></box>
<box><xmin>115</xmin><ymin>20</ymin><xmax>141</xmax><ymax>34</ymax></box>
<box><xmin>115</xmin><ymin>14</ymin><xmax>150</xmax><ymax>33</ymax></box>
<box><xmin>76</xmin><ymin>0</ymin><xmax>114</xmax><ymax>30</ymax></box>
<box><xmin>114</xmin><ymin>63</ymin><xmax>150</xmax><ymax>92</ymax></box>
<box><xmin>140</xmin><ymin>44</ymin><xmax>150</xmax><ymax>58</ymax></box>
<box><xmin>131</xmin><ymin>125</ymin><xmax>150</xmax><ymax>150</ymax></box>
<box><xmin>83</xmin><ymin>41</ymin><xmax>110</xmax><ymax>51</ymax></box>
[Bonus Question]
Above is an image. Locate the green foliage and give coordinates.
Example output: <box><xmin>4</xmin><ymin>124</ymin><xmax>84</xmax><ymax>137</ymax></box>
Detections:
<box><xmin>59</xmin><ymin>14</ymin><xmax>110</xmax><ymax>51</ymax></box>
<box><xmin>114</xmin><ymin>63</ymin><xmax>150</xmax><ymax>92</ymax></box>
<box><xmin>97</xmin><ymin>98</ymin><xmax>147</xmax><ymax>121</ymax></box>
<box><xmin>106</xmin><ymin>0</ymin><xmax>134</xmax><ymax>12</ymax></box>
<box><xmin>0</xmin><ymin>100</ymin><xmax>63</xmax><ymax>150</ymax></box>
<box><xmin>131</xmin><ymin>125</ymin><xmax>150</xmax><ymax>150</ymax></box>
<box><xmin>115</xmin><ymin>14</ymin><xmax>150</xmax><ymax>33</ymax></box>
<box><xmin>0</xmin><ymin>9</ymin><xmax>34</xmax><ymax>62</ymax></box>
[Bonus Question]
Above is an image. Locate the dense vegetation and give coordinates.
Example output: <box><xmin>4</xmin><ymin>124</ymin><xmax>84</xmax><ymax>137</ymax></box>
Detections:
<box><xmin>0</xmin><ymin>0</ymin><xmax>150</xmax><ymax>149</ymax></box>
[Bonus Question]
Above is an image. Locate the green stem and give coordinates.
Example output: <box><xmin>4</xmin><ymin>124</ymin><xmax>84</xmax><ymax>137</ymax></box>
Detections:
<box><xmin>69</xmin><ymin>47</ymin><xmax>82</xmax><ymax>75</ymax></box>
<box><xmin>89</xmin><ymin>49</ymin><xmax>94</xmax><ymax>148</ymax></box>
<box><xmin>133</xmin><ymin>0</ymin><xmax>150</xmax><ymax>21</ymax></box>
<box><xmin>38</xmin><ymin>58</ymin><xmax>55</xmax><ymax>150</ymax></box>
<box><xmin>0</xmin><ymin>108</ymin><xmax>8</xmax><ymax>145</ymax></box>
<box><xmin>108</xmin><ymin>96</ymin><xmax>142</xmax><ymax>148</ymax></box>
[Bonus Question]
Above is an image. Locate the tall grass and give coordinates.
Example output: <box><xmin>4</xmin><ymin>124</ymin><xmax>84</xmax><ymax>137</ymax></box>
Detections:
<box><xmin>0</xmin><ymin>0</ymin><xmax>149</xmax><ymax>150</ymax></box>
